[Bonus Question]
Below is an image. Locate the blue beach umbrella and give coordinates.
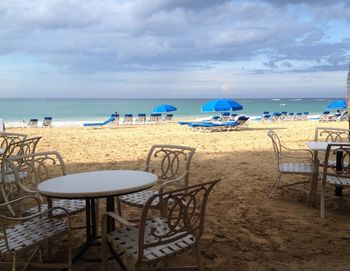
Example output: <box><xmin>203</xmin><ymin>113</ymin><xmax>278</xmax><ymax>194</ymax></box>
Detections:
<box><xmin>201</xmin><ymin>98</ymin><xmax>243</xmax><ymax>112</ymax></box>
<box><xmin>153</xmin><ymin>104</ymin><xmax>177</xmax><ymax>113</ymax></box>
<box><xmin>327</xmin><ymin>99</ymin><xmax>346</xmax><ymax>110</ymax></box>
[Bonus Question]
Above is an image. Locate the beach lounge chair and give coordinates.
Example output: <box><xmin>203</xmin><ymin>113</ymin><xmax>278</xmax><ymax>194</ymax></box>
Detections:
<box><xmin>329</xmin><ymin>111</ymin><xmax>348</xmax><ymax>121</ymax></box>
<box><xmin>294</xmin><ymin>112</ymin><xmax>303</xmax><ymax>121</ymax></box>
<box><xmin>319</xmin><ymin>111</ymin><xmax>330</xmax><ymax>122</ymax></box>
<box><xmin>302</xmin><ymin>112</ymin><xmax>309</xmax><ymax>120</ymax></box>
<box><xmin>102</xmin><ymin>180</ymin><xmax>220</xmax><ymax>271</ymax></box>
<box><xmin>188</xmin><ymin>122</ymin><xmax>226</xmax><ymax>132</ymax></box>
<box><xmin>287</xmin><ymin>113</ymin><xmax>295</xmax><ymax>121</ymax></box>
<box><xmin>123</xmin><ymin>114</ymin><xmax>133</xmax><ymax>125</ymax></box>
<box><xmin>261</xmin><ymin>114</ymin><xmax>271</xmax><ymax>122</ymax></box>
<box><xmin>271</xmin><ymin>112</ymin><xmax>281</xmax><ymax>121</ymax></box>
<box><xmin>28</xmin><ymin>119</ymin><xmax>38</xmax><ymax>128</ymax></box>
<box><xmin>111</xmin><ymin>113</ymin><xmax>119</xmax><ymax>127</ymax></box>
<box><xmin>42</xmin><ymin>116</ymin><xmax>52</xmax><ymax>127</ymax></box>
<box><xmin>83</xmin><ymin>114</ymin><xmax>116</xmax><ymax>127</ymax></box>
<box><xmin>118</xmin><ymin>145</ymin><xmax>196</xmax><ymax>216</ymax></box>
<box><xmin>0</xmin><ymin>195</ymin><xmax>73</xmax><ymax>271</ymax></box>
<box><xmin>149</xmin><ymin>113</ymin><xmax>161</xmax><ymax>124</ymax></box>
<box><xmin>229</xmin><ymin>113</ymin><xmax>238</xmax><ymax>121</ymax></box>
<box><xmin>136</xmin><ymin>113</ymin><xmax>146</xmax><ymax>124</ymax></box>
<box><xmin>319</xmin><ymin>143</ymin><xmax>350</xmax><ymax>219</ymax></box>
<box><xmin>165</xmin><ymin>113</ymin><xmax>173</xmax><ymax>121</ymax></box>
<box><xmin>220</xmin><ymin>112</ymin><xmax>231</xmax><ymax>122</ymax></box>
<box><xmin>267</xmin><ymin>129</ymin><xmax>315</xmax><ymax>199</ymax></box>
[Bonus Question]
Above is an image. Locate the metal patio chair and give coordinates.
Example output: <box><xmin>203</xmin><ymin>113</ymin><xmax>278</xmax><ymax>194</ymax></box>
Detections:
<box><xmin>102</xmin><ymin>179</ymin><xmax>220</xmax><ymax>271</ymax></box>
<box><xmin>268</xmin><ymin>129</ymin><xmax>316</xmax><ymax>199</ymax></box>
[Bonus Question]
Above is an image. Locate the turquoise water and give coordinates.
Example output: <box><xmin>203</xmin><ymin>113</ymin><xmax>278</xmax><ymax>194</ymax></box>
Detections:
<box><xmin>0</xmin><ymin>98</ymin><xmax>343</xmax><ymax>123</ymax></box>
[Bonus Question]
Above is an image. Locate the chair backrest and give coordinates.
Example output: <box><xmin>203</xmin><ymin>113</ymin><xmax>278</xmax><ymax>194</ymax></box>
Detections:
<box><xmin>267</xmin><ymin>129</ymin><xmax>281</xmax><ymax>162</ymax></box>
<box><xmin>28</xmin><ymin>119</ymin><xmax>38</xmax><ymax>127</ymax></box>
<box><xmin>165</xmin><ymin>114</ymin><xmax>173</xmax><ymax>121</ymax></box>
<box><xmin>150</xmin><ymin>113</ymin><xmax>161</xmax><ymax>123</ymax></box>
<box><xmin>0</xmin><ymin>132</ymin><xmax>27</xmax><ymax>151</ymax></box>
<box><xmin>236</xmin><ymin>116</ymin><xmax>249</xmax><ymax>125</ymax></box>
<box><xmin>137</xmin><ymin>113</ymin><xmax>146</xmax><ymax>123</ymax></box>
<box><xmin>1</xmin><ymin>137</ymin><xmax>41</xmax><ymax>174</ymax></box>
<box><xmin>144</xmin><ymin>145</ymin><xmax>196</xmax><ymax>187</ymax></box>
<box><xmin>322</xmin><ymin>143</ymin><xmax>350</xmax><ymax>181</ymax></box>
<box><xmin>136</xmin><ymin>179</ymin><xmax>220</xmax><ymax>262</ymax></box>
<box><xmin>6</xmin><ymin>151</ymin><xmax>66</xmax><ymax>195</ymax></box>
<box><xmin>42</xmin><ymin>117</ymin><xmax>52</xmax><ymax>127</ymax></box>
<box><xmin>124</xmin><ymin>114</ymin><xmax>133</xmax><ymax>124</ymax></box>
<box><xmin>314</xmin><ymin>127</ymin><xmax>350</xmax><ymax>142</ymax></box>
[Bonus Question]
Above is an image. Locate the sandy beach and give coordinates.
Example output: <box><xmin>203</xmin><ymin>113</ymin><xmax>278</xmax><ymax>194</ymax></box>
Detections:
<box><xmin>7</xmin><ymin>120</ymin><xmax>350</xmax><ymax>271</ymax></box>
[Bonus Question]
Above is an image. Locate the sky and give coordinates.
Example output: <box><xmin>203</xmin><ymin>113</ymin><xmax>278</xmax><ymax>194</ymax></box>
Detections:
<box><xmin>0</xmin><ymin>0</ymin><xmax>349</xmax><ymax>98</ymax></box>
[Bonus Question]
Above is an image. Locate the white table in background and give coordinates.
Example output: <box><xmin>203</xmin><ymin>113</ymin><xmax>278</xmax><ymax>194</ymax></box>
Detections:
<box><xmin>305</xmin><ymin>141</ymin><xmax>350</xmax><ymax>201</ymax></box>
<box><xmin>38</xmin><ymin>170</ymin><xmax>158</xmax><ymax>263</ymax></box>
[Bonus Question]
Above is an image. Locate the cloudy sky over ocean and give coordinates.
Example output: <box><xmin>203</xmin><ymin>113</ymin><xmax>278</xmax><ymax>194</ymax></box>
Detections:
<box><xmin>0</xmin><ymin>0</ymin><xmax>349</xmax><ymax>98</ymax></box>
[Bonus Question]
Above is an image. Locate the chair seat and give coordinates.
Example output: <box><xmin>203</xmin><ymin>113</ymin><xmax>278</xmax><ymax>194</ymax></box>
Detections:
<box><xmin>26</xmin><ymin>199</ymin><xmax>85</xmax><ymax>216</ymax></box>
<box><xmin>279</xmin><ymin>163</ymin><xmax>314</xmax><ymax>174</ymax></box>
<box><xmin>0</xmin><ymin>216</ymin><xmax>67</xmax><ymax>253</ymax></box>
<box><xmin>120</xmin><ymin>190</ymin><xmax>159</xmax><ymax>208</ymax></box>
<box><xmin>107</xmin><ymin>217</ymin><xmax>195</xmax><ymax>263</ymax></box>
<box><xmin>326</xmin><ymin>175</ymin><xmax>350</xmax><ymax>186</ymax></box>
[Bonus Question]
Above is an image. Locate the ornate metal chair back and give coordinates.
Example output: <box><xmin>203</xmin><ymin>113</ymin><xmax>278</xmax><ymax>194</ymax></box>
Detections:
<box><xmin>267</xmin><ymin>129</ymin><xmax>282</xmax><ymax>160</ymax></box>
<box><xmin>0</xmin><ymin>132</ymin><xmax>27</xmax><ymax>158</ymax></box>
<box><xmin>315</xmin><ymin>127</ymin><xmax>350</xmax><ymax>142</ymax></box>
<box><xmin>7</xmin><ymin>151</ymin><xmax>66</xmax><ymax>195</ymax></box>
<box><xmin>323</xmin><ymin>144</ymin><xmax>350</xmax><ymax>180</ymax></box>
<box><xmin>144</xmin><ymin>145</ymin><xmax>196</xmax><ymax>187</ymax></box>
<box><xmin>136</xmin><ymin>179</ymin><xmax>220</xmax><ymax>262</ymax></box>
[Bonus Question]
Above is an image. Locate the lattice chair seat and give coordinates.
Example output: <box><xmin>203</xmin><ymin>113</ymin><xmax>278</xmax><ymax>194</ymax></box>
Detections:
<box><xmin>26</xmin><ymin>199</ymin><xmax>85</xmax><ymax>216</ymax></box>
<box><xmin>0</xmin><ymin>216</ymin><xmax>67</xmax><ymax>253</ymax></box>
<box><xmin>120</xmin><ymin>190</ymin><xmax>159</xmax><ymax>208</ymax></box>
<box><xmin>279</xmin><ymin>163</ymin><xmax>314</xmax><ymax>174</ymax></box>
<box><xmin>107</xmin><ymin>217</ymin><xmax>195</xmax><ymax>263</ymax></box>
<box><xmin>268</xmin><ymin>129</ymin><xmax>315</xmax><ymax>200</ymax></box>
<box><xmin>326</xmin><ymin>175</ymin><xmax>350</xmax><ymax>186</ymax></box>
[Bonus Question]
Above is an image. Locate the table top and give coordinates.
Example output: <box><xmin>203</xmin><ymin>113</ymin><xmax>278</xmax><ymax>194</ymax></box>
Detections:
<box><xmin>305</xmin><ymin>141</ymin><xmax>350</xmax><ymax>151</ymax></box>
<box><xmin>38</xmin><ymin>170</ymin><xmax>158</xmax><ymax>199</ymax></box>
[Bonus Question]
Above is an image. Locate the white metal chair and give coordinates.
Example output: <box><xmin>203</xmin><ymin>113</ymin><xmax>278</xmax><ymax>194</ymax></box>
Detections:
<box><xmin>6</xmin><ymin>151</ymin><xmax>85</xmax><ymax>217</ymax></box>
<box><xmin>118</xmin><ymin>145</ymin><xmax>196</xmax><ymax>216</ymax></box>
<box><xmin>0</xmin><ymin>137</ymin><xmax>41</xmax><ymax>213</ymax></box>
<box><xmin>102</xmin><ymin>179</ymin><xmax>220</xmax><ymax>271</ymax></box>
<box><xmin>320</xmin><ymin>143</ymin><xmax>350</xmax><ymax>220</ymax></box>
<box><xmin>267</xmin><ymin>129</ymin><xmax>316</xmax><ymax>199</ymax></box>
<box><xmin>0</xmin><ymin>195</ymin><xmax>73</xmax><ymax>271</ymax></box>
<box><xmin>0</xmin><ymin>132</ymin><xmax>27</xmax><ymax>151</ymax></box>
<box><xmin>315</xmin><ymin>127</ymin><xmax>350</xmax><ymax>142</ymax></box>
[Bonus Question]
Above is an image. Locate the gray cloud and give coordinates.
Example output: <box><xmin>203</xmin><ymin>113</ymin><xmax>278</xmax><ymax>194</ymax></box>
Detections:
<box><xmin>0</xmin><ymin>0</ymin><xmax>349</xmax><ymax>75</ymax></box>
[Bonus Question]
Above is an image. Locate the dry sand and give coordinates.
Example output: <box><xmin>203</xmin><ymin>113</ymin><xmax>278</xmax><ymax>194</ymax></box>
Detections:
<box><xmin>7</xmin><ymin>120</ymin><xmax>350</xmax><ymax>270</ymax></box>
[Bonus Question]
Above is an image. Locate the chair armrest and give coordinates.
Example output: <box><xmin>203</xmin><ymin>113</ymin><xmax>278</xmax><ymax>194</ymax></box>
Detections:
<box><xmin>101</xmin><ymin>212</ymin><xmax>138</xmax><ymax>228</ymax></box>
<box><xmin>0</xmin><ymin>195</ymin><xmax>42</xmax><ymax>212</ymax></box>
<box><xmin>159</xmin><ymin>171</ymin><xmax>188</xmax><ymax>194</ymax></box>
<box><xmin>281</xmin><ymin>145</ymin><xmax>314</xmax><ymax>159</ymax></box>
<box><xmin>0</xmin><ymin>206</ymin><xmax>71</xmax><ymax>222</ymax></box>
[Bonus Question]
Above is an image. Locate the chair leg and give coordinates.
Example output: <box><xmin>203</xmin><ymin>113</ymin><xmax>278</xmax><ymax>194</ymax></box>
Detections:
<box><xmin>195</xmin><ymin>245</ymin><xmax>203</xmax><ymax>271</ymax></box>
<box><xmin>320</xmin><ymin>182</ymin><xmax>326</xmax><ymax>220</ymax></box>
<box><xmin>12</xmin><ymin>254</ymin><xmax>16</xmax><ymax>271</ymax></box>
<box><xmin>268</xmin><ymin>173</ymin><xmax>281</xmax><ymax>199</ymax></box>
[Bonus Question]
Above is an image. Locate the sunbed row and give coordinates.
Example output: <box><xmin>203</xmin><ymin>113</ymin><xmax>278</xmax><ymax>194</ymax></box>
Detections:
<box><xmin>83</xmin><ymin>113</ymin><xmax>173</xmax><ymax>127</ymax></box>
<box><xmin>178</xmin><ymin>115</ymin><xmax>249</xmax><ymax>132</ymax></box>
<box><xmin>319</xmin><ymin>110</ymin><xmax>348</xmax><ymax>121</ymax></box>
<box><xmin>261</xmin><ymin>111</ymin><xmax>309</xmax><ymax>121</ymax></box>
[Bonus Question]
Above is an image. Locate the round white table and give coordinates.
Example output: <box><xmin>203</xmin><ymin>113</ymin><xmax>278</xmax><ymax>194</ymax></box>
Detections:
<box><xmin>38</xmin><ymin>170</ymin><xmax>158</xmax><ymax>263</ymax></box>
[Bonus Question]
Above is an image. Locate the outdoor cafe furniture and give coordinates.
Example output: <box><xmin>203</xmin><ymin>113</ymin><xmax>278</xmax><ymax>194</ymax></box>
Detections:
<box><xmin>118</xmin><ymin>145</ymin><xmax>196</xmax><ymax>216</ymax></box>
<box><xmin>6</xmin><ymin>151</ymin><xmax>85</xmax><ymax>217</ymax></box>
<box><xmin>101</xmin><ymin>179</ymin><xmax>220</xmax><ymax>271</ymax></box>
<box><xmin>0</xmin><ymin>195</ymin><xmax>73</xmax><ymax>271</ymax></box>
<box><xmin>320</xmin><ymin>143</ymin><xmax>350</xmax><ymax>220</ymax></box>
<box><xmin>267</xmin><ymin>129</ymin><xmax>315</xmax><ymax>200</ymax></box>
<box><xmin>0</xmin><ymin>137</ymin><xmax>41</xmax><ymax>215</ymax></box>
<box><xmin>37</xmin><ymin>170</ymin><xmax>158</xmax><ymax>263</ymax></box>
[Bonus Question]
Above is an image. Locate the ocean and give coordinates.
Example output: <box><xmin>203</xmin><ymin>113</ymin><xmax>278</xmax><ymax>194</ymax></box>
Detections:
<box><xmin>0</xmin><ymin>98</ymin><xmax>343</xmax><ymax>127</ymax></box>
